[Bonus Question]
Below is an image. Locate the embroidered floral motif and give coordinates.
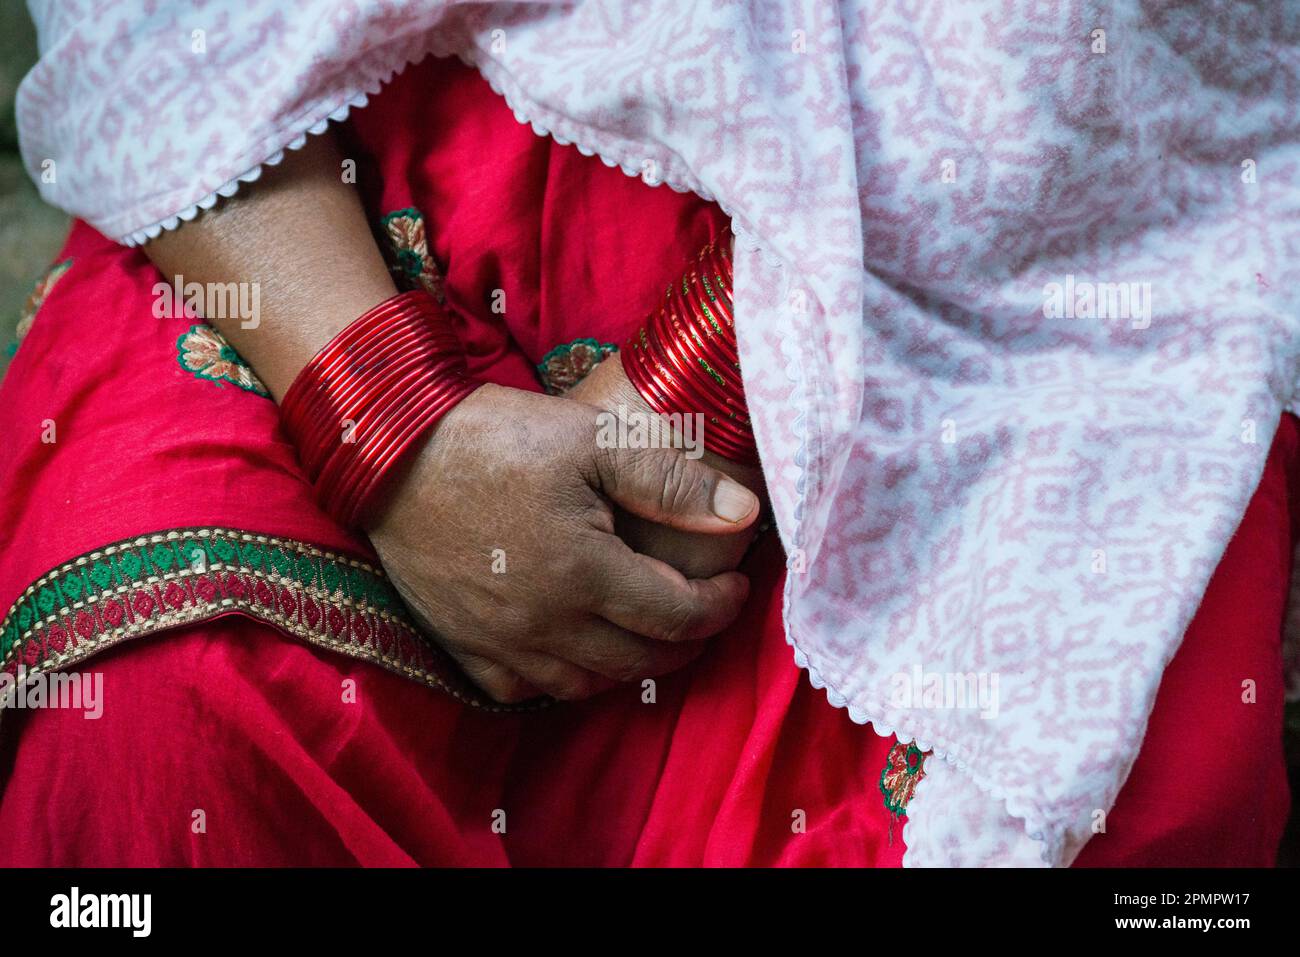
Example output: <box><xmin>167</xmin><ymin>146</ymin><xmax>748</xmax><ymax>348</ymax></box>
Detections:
<box><xmin>176</xmin><ymin>325</ymin><xmax>269</xmax><ymax>397</ymax></box>
<box><xmin>0</xmin><ymin>528</ymin><xmax>525</xmax><ymax>713</ymax></box>
<box><xmin>13</xmin><ymin>258</ymin><xmax>73</xmax><ymax>349</ymax></box>
<box><xmin>880</xmin><ymin>740</ymin><xmax>928</xmax><ymax>817</ymax></box>
<box><xmin>537</xmin><ymin>338</ymin><xmax>619</xmax><ymax>395</ymax></box>
<box><xmin>380</xmin><ymin>208</ymin><xmax>446</xmax><ymax>303</ymax></box>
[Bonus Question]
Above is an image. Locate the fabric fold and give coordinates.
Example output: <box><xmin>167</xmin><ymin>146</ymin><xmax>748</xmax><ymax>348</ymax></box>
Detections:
<box><xmin>19</xmin><ymin>0</ymin><xmax>1300</xmax><ymax>865</ymax></box>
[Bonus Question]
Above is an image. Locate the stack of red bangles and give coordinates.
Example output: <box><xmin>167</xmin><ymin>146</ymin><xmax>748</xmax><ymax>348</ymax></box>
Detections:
<box><xmin>621</xmin><ymin>226</ymin><xmax>758</xmax><ymax>465</ymax></box>
<box><xmin>280</xmin><ymin>289</ymin><xmax>483</xmax><ymax>528</ymax></box>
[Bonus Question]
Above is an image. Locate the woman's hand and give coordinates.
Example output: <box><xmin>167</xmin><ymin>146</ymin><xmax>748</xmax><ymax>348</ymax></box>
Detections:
<box><xmin>567</xmin><ymin>357</ymin><xmax>766</xmax><ymax>580</ymax></box>
<box><xmin>368</xmin><ymin>382</ymin><xmax>761</xmax><ymax>703</ymax></box>
<box><xmin>145</xmin><ymin>132</ymin><xmax>761</xmax><ymax>704</ymax></box>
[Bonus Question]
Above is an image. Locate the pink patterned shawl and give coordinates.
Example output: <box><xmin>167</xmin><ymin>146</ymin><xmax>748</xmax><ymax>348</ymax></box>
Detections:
<box><xmin>18</xmin><ymin>0</ymin><xmax>1300</xmax><ymax>865</ymax></box>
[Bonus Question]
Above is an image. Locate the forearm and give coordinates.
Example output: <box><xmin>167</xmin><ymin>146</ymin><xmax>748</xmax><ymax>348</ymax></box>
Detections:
<box><xmin>144</xmin><ymin>132</ymin><xmax>396</xmax><ymax>401</ymax></box>
<box><xmin>141</xmin><ymin>140</ymin><xmax>759</xmax><ymax>701</ymax></box>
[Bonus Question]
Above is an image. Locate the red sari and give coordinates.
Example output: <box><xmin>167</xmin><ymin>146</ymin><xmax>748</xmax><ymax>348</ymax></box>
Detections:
<box><xmin>0</xmin><ymin>56</ymin><xmax>1291</xmax><ymax>866</ymax></box>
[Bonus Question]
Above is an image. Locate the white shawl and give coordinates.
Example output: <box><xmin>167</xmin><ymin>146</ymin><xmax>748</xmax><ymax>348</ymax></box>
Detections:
<box><xmin>20</xmin><ymin>0</ymin><xmax>1300</xmax><ymax>864</ymax></box>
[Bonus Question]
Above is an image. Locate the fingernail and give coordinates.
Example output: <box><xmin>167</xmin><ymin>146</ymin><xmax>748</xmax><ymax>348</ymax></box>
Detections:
<box><xmin>712</xmin><ymin>479</ymin><xmax>757</xmax><ymax>523</ymax></box>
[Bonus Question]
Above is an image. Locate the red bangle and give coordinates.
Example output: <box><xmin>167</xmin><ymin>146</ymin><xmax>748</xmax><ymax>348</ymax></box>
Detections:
<box><xmin>622</xmin><ymin>226</ymin><xmax>758</xmax><ymax>465</ymax></box>
<box><xmin>280</xmin><ymin>290</ymin><xmax>483</xmax><ymax>528</ymax></box>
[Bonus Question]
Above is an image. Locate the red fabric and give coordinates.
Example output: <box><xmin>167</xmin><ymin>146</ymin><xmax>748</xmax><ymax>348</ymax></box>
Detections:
<box><xmin>1073</xmin><ymin>409</ymin><xmax>1299</xmax><ymax>866</ymax></box>
<box><xmin>0</xmin><ymin>55</ymin><xmax>1291</xmax><ymax>866</ymax></box>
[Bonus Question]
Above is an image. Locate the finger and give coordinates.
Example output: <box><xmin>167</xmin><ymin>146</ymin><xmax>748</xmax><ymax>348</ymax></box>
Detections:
<box><xmin>586</xmin><ymin>538</ymin><xmax>750</xmax><ymax>641</ymax></box>
<box><xmin>512</xmin><ymin>653</ymin><xmax>616</xmax><ymax>702</ymax></box>
<box><xmin>592</xmin><ymin>442</ymin><xmax>759</xmax><ymax>534</ymax></box>
<box><xmin>554</xmin><ymin>617</ymin><xmax>709</xmax><ymax>682</ymax></box>
<box><xmin>451</xmin><ymin>651</ymin><xmax>545</xmax><ymax>705</ymax></box>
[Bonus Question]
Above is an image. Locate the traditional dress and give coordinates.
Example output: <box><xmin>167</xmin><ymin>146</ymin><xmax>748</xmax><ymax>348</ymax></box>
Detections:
<box><xmin>1</xmin><ymin>55</ymin><xmax>1293</xmax><ymax>866</ymax></box>
<box><xmin>8</xmin><ymin>1</ymin><xmax>1300</xmax><ymax>864</ymax></box>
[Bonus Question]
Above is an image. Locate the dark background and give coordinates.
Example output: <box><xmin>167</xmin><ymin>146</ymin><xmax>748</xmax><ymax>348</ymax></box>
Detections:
<box><xmin>0</xmin><ymin>0</ymin><xmax>69</xmax><ymax>370</ymax></box>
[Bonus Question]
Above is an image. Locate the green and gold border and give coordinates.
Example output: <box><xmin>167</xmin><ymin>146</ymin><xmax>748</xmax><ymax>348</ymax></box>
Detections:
<box><xmin>0</xmin><ymin>527</ymin><xmax>515</xmax><ymax>712</ymax></box>
<box><xmin>536</xmin><ymin>337</ymin><xmax>618</xmax><ymax>395</ymax></box>
<box><xmin>879</xmin><ymin>740</ymin><xmax>928</xmax><ymax>818</ymax></box>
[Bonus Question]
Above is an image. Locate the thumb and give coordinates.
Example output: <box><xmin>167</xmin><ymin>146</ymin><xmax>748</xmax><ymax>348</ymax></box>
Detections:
<box><xmin>594</xmin><ymin>443</ymin><xmax>760</xmax><ymax>534</ymax></box>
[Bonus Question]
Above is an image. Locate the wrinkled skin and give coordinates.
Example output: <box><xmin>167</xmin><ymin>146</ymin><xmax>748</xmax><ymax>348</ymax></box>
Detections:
<box><xmin>143</xmin><ymin>133</ymin><xmax>768</xmax><ymax>707</ymax></box>
<box><xmin>568</xmin><ymin>356</ymin><xmax>767</xmax><ymax>579</ymax></box>
<box><xmin>368</xmin><ymin>382</ymin><xmax>762</xmax><ymax>703</ymax></box>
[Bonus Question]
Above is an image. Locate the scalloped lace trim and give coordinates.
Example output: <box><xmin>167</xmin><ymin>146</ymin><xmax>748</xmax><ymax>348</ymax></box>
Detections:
<box><xmin>123</xmin><ymin>87</ymin><xmax>386</xmax><ymax>247</ymax></box>
<box><xmin>785</xmin><ymin>634</ymin><xmax>1060</xmax><ymax>868</ymax></box>
<box><xmin>120</xmin><ymin>41</ymin><xmax>709</xmax><ymax>247</ymax></box>
<box><xmin>114</xmin><ymin>38</ymin><xmax>1060</xmax><ymax>867</ymax></box>
<box><xmin>467</xmin><ymin>43</ymin><xmax>1065</xmax><ymax>868</ymax></box>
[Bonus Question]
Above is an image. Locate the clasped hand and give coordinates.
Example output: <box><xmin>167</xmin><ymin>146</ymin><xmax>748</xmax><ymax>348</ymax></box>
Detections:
<box><xmin>369</xmin><ymin>360</ymin><xmax>763</xmax><ymax>704</ymax></box>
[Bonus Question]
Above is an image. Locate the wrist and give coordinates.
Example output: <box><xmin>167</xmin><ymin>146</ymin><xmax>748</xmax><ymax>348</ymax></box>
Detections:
<box><xmin>571</xmin><ymin>355</ymin><xmax>764</xmax><ymax>495</ymax></box>
<box><xmin>619</xmin><ymin>225</ymin><xmax>757</xmax><ymax>465</ymax></box>
<box><xmin>279</xmin><ymin>289</ymin><xmax>483</xmax><ymax>529</ymax></box>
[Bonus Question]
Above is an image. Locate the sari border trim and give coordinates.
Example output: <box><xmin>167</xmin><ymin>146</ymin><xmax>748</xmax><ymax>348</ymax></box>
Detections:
<box><xmin>0</xmin><ymin>526</ymin><xmax>515</xmax><ymax>712</ymax></box>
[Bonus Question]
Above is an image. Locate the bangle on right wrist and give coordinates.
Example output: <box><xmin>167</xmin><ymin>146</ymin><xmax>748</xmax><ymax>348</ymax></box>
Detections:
<box><xmin>279</xmin><ymin>289</ymin><xmax>483</xmax><ymax>529</ymax></box>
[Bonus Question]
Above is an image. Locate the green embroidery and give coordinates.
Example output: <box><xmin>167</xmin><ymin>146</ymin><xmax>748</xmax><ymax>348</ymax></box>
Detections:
<box><xmin>176</xmin><ymin>325</ymin><xmax>269</xmax><ymax>397</ymax></box>
<box><xmin>9</xmin><ymin>259</ymin><xmax>74</xmax><ymax>357</ymax></box>
<box><xmin>395</xmin><ymin>248</ymin><xmax>426</xmax><ymax>285</ymax></box>
<box><xmin>89</xmin><ymin>561</ymin><xmax>114</xmax><ymax>590</ymax></box>
<box><xmin>321</xmin><ymin>560</ymin><xmax>342</xmax><ymax>594</ymax></box>
<box><xmin>879</xmin><ymin>741</ymin><xmax>928</xmax><ymax>818</ymax></box>
<box><xmin>270</xmin><ymin>547</ymin><xmax>292</xmax><ymax>578</ymax></box>
<box><xmin>536</xmin><ymin>337</ymin><xmax>619</xmax><ymax>395</ymax></box>
<box><xmin>379</xmin><ymin>208</ymin><xmax>446</xmax><ymax>302</ymax></box>
<box><xmin>119</xmin><ymin>551</ymin><xmax>143</xmax><ymax>579</ymax></box>
<box><xmin>0</xmin><ymin>527</ymin><xmax>532</xmax><ymax>714</ymax></box>
<box><xmin>150</xmin><ymin>542</ymin><xmax>177</xmax><ymax>571</ymax></box>
<box><xmin>240</xmin><ymin>541</ymin><xmax>265</xmax><ymax>568</ymax></box>
<box><xmin>62</xmin><ymin>574</ymin><xmax>85</xmax><ymax>600</ymax></box>
<box><xmin>295</xmin><ymin>555</ymin><xmax>317</xmax><ymax>586</ymax></box>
